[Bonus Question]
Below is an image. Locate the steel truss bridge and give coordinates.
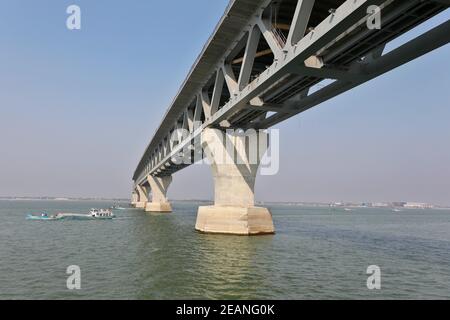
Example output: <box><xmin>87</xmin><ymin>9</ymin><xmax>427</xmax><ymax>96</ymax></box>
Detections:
<box><xmin>130</xmin><ymin>0</ymin><xmax>449</xmax><ymax>235</ymax></box>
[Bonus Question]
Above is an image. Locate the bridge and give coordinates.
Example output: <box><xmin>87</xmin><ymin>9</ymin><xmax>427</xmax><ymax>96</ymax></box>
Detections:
<box><xmin>131</xmin><ymin>0</ymin><xmax>450</xmax><ymax>235</ymax></box>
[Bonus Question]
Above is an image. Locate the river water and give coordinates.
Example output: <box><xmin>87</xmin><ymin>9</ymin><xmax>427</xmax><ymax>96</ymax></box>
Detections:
<box><xmin>1</xmin><ymin>200</ymin><xmax>449</xmax><ymax>299</ymax></box>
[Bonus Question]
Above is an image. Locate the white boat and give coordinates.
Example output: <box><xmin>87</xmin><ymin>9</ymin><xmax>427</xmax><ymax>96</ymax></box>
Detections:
<box><xmin>90</xmin><ymin>208</ymin><xmax>114</xmax><ymax>219</ymax></box>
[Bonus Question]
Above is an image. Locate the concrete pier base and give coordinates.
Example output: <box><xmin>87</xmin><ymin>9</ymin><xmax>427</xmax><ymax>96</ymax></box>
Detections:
<box><xmin>145</xmin><ymin>202</ymin><xmax>172</xmax><ymax>213</ymax></box>
<box><xmin>195</xmin><ymin>206</ymin><xmax>274</xmax><ymax>235</ymax></box>
<box><xmin>145</xmin><ymin>175</ymin><xmax>173</xmax><ymax>213</ymax></box>
<box><xmin>135</xmin><ymin>201</ymin><xmax>147</xmax><ymax>209</ymax></box>
<box><xmin>195</xmin><ymin>128</ymin><xmax>275</xmax><ymax>235</ymax></box>
<box><xmin>131</xmin><ymin>191</ymin><xmax>139</xmax><ymax>207</ymax></box>
<box><xmin>135</xmin><ymin>185</ymin><xmax>149</xmax><ymax>210</ymax></box>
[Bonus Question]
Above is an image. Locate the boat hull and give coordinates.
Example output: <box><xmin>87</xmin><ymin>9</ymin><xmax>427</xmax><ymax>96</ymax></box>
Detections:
<box><xmin>26</xmin><ymin>214</ymin><xmax>62</xmax><ymax>221</ymax></box>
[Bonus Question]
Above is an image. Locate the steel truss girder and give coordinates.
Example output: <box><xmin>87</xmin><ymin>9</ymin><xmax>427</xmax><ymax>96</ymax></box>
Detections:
<box><xmin>133</xmin><ymin>0</ymin><xmax>449</xmax><ymax>186</ymax></box>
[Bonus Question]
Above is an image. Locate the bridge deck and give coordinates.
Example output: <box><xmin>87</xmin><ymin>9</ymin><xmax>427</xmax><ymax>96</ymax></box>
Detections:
<box><xmin>134</xmin><ymin>0</ymin><xmax>266</xmax><ymax>179</ymax></box>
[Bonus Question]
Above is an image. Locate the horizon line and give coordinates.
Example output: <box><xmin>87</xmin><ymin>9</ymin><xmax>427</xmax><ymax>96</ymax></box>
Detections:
<box><xmin>0</xmin><ymin>196</ymin><xmax>449</xmax><ymax>208</ymax></box>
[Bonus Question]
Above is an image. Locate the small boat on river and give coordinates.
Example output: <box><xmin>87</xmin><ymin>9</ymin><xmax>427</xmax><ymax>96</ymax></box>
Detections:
<box><xmin>26</xmin><ymin>213</ymin><xmax>62</xmax><ymax>221</ymax></box>
<box><xmin>27</xmin><ymin>209</ymin><xmax>115</xmax><ymax>221</ymax></box>
<box><xmin>89</xmin><ymin>208</ymin><xmax>115</xmax><ymax>219</ymax></box>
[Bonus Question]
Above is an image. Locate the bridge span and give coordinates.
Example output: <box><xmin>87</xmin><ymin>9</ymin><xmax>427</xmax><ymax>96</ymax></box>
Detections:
<box><xmin>131</xmin><ymin>0</ymin><xmax>450</xmax><ymax>235</ymax></box>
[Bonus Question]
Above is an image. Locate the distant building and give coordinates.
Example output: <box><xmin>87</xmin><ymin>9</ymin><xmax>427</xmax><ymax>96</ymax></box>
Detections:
<box><xmin>372</xmin><ymin>202</ymin><xmax>389</xmax><ymax>207</ymax></box>
<box><xmin>330</xmin><ymin>202</ymin><xmax>344</xmax><ymax>207</ymax></box>
<box><xmin>404</xmin><ymin>202</ymin><xmax>433</xmax><ymax>209</ymax></box>
<box><xmin>392</xmin><ymin>202</ymin><xmax>407</xmax><ymax>207</ymax></box>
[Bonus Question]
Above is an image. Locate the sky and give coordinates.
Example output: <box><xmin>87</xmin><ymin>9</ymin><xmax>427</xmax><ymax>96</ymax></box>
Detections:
<box><xmin>0</xmin><ymin>1</ymin><xmax>449</xmax><ymax>205</ymax></box>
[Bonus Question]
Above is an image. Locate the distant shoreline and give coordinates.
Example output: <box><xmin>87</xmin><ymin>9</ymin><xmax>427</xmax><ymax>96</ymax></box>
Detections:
<box><xmin>0</xmin><ymin>197</ymin><xmax>449</xmax><ymax>209</ymax></box>
<box><xmin>0</xmin><ymin>197</ymin><xmax>129</xmax><ymax>202</ymax></box>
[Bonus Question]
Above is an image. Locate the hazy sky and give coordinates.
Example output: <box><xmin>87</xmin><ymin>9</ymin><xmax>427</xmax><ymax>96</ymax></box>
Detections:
<box><xmin>0</xmin><ymin>1</ymin><xmax>449</xmax><ymax>205</ymax></box>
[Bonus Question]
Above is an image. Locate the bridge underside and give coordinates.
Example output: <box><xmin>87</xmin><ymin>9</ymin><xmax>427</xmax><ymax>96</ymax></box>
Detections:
<box><xmin>131</xmin><ymin>0</ymin><xmax>449</xmax><ymax>235</ymax></box>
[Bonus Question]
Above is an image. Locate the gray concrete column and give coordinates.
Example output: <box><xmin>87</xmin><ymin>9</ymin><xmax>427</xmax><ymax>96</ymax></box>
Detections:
<box><xmin>145</xmin><ymin>175</ymin><xmax>172</xmax><ymax>212</ymax></box>
<box><xmin>135</xmin><ymin>184</ymin><xmax>149</xmax><ymax>209</ymax></box>
<box><xmin>195</xmin><ymin>128</ymin><xmax>275</xmax><ymax>235</ymax></box>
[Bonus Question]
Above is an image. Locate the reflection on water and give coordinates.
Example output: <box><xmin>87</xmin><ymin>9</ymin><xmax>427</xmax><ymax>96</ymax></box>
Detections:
<box><xmin>1</xmin><ymin>200</ymin><xmax>450</xmax><ymax>299</ymax></box>
<box><xmin>194</xmin><ymin>234</ymin><xmax>275</xmax><ymax>300</ymax></box>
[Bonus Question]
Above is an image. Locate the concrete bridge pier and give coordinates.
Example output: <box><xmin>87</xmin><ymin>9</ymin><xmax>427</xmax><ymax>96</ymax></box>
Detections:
<box><xmin>135</xmin><ymin>184</ymin><xmax>149</xmax><ymax>209</ymax></box>
<box><xmin>195</xmin><ymin>128</ymin><xmax>275</xmax><ymax>235</ymax></box>
<box><xmin>131</xmin><ymin>191</ymin><xmax>139</xmax><ymax>207</ymax></box>
<box><xmin>145</xmin><ymin>175</ymin><xmax>173</xmax><ymax>212</ymax></box>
